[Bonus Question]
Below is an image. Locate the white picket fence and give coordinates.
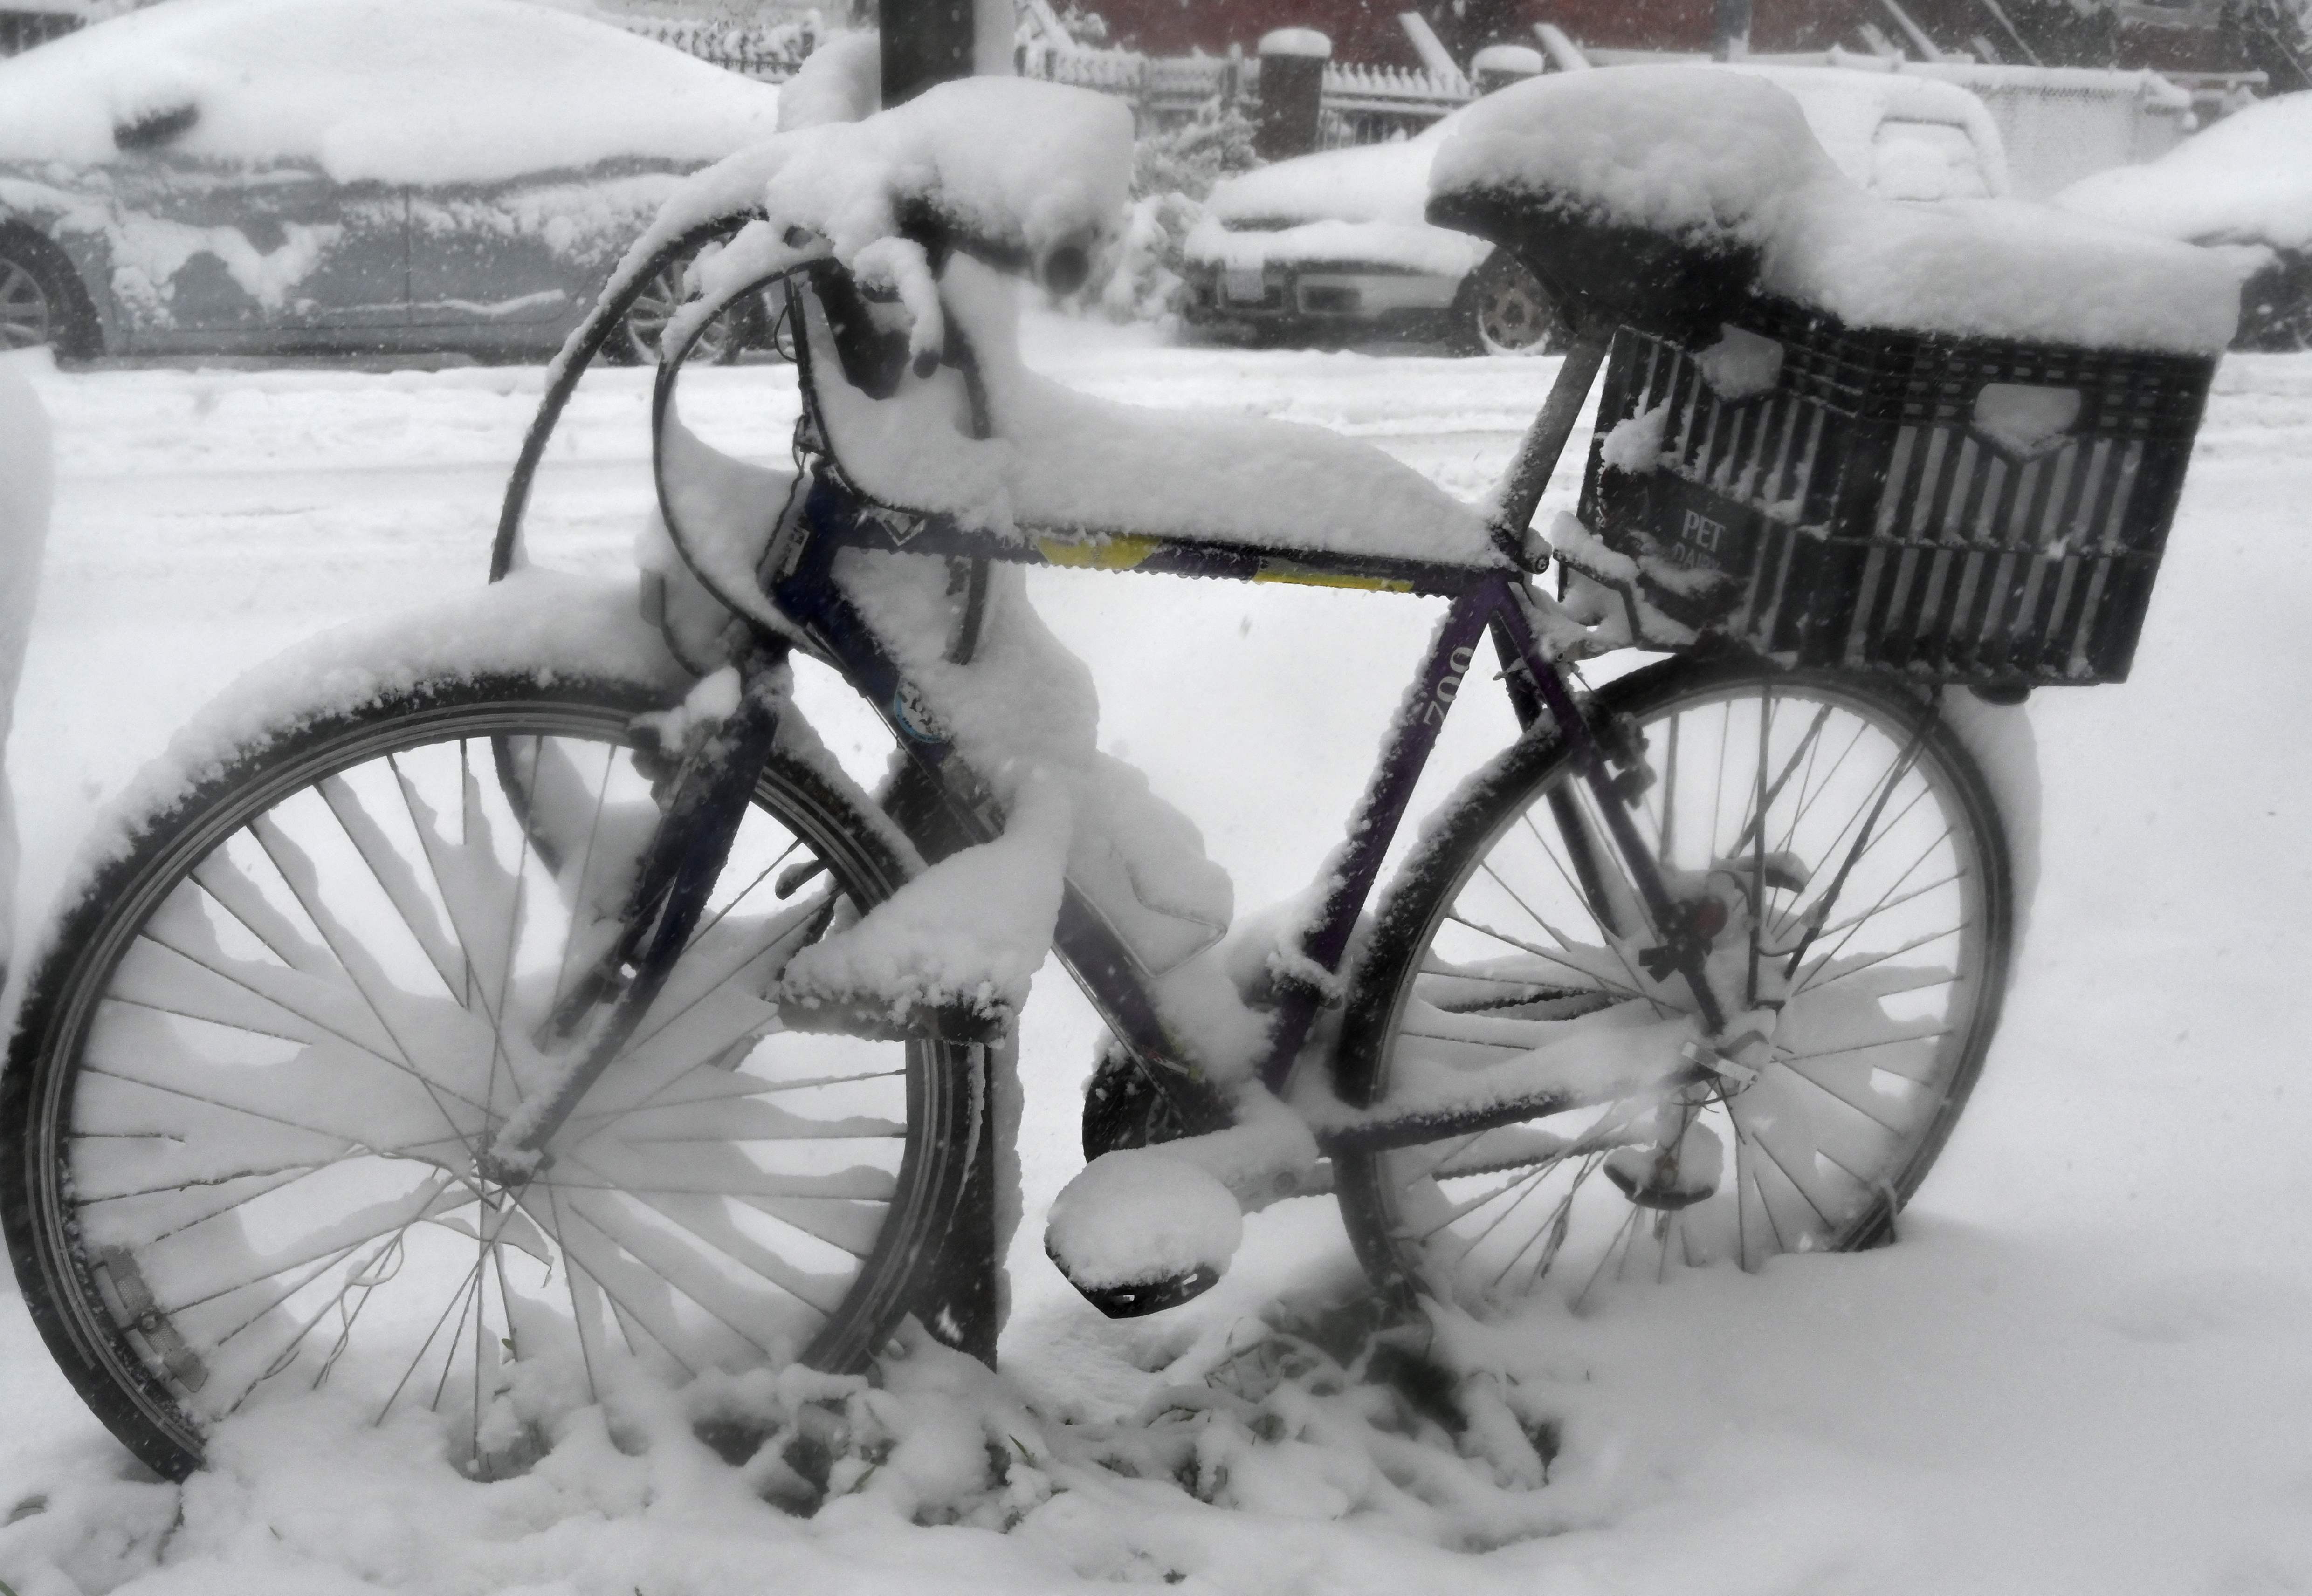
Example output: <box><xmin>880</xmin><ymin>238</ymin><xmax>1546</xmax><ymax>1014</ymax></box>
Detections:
<box><xmin>615</xmin><ymin>14</ymin><xmax>819</xmax><ymax>81</ymax></box>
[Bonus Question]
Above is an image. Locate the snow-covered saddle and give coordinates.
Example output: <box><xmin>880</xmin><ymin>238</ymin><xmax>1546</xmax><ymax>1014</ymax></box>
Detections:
<box><xmin>1425</xmin><ymin>66</ymin><xmax>2239</xmax><ymax>356</ymax></box>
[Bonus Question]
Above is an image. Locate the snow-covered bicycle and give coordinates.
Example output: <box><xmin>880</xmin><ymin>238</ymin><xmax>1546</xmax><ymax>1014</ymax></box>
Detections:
<box><xmin>4</xmin><ymin>67</ymin><xmax>2228</xmax><ymax>1480</ymax></box>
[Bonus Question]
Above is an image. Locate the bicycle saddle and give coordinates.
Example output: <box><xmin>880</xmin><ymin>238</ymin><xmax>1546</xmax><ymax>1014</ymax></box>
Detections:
<box><xmin>1423</xmin><ymin>67</ymin><xmax>1829</xmax><ymax>343</ymax></box>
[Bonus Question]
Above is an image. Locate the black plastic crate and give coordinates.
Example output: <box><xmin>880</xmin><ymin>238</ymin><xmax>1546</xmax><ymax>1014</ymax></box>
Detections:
<box><xmin>1572</xmin><ymin>298</ymin><xmax>2216</xmax><ymax>686</ymax></box>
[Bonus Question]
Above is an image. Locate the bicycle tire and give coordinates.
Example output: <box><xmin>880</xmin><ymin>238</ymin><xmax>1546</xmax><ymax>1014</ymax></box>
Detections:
<box><xmin>1333</xmin><ymin>656</ymin><xmax>2013</xmax><ymax>1310</ymax></box>
<box><xmin>2</xmin><ymin>669</ymin><xmax>975</xmax><ymax>1479</ymax></box>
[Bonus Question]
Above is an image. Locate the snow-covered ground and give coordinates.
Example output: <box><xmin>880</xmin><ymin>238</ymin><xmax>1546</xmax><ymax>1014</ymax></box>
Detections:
<box><xmin>2</xmin><ymin>320</ymin><xmax>2309</xmax><ymax>1593</ymax></box>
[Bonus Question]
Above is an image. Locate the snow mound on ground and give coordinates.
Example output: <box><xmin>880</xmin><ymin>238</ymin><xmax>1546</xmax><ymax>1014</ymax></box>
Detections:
<box><xmin>0</xmin><ymin>0</ymin><xmax>782</xmax><ymax>186</ymax></box>
<box><xmin>2054</xmin><ymin>89</ymin><xmax>2312</xmax><ymax>251</ymax></box>
<box><xmin>1431</xmin><ymin>66</ymin><xmax>2241</xmax><ymax>353</ymax></box>
<box><xmin>0</xmin><ymin>1309</ymin><xmax>1596</xmax><ymax>1596</ymax></box>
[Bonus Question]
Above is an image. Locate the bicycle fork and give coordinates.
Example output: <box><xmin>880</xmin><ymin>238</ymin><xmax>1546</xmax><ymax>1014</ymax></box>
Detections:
<box><xmin>478</xmin><ymin>645</ymin><xmax>793</xmax><ymax>1182</ymax></box>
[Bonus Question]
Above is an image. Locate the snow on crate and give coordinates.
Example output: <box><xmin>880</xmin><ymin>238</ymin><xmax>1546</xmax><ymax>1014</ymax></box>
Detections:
<box><xmin>1429</xmin><ymin>66</ymin><xmax>2242</xmax><ymax>354</ymax></box>
<box><xmin>0</xmin><ymin>0</ymin><xmax>783</xmax><ymax>187</ymax></box>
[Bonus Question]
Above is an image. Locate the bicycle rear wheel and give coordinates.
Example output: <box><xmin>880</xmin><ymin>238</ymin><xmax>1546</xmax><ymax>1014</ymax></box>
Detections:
<box><xmin>2</xmin><ymin>671</ymin><xmax>974</xmax><ymax>1479</ymax></box>
<box><xmin>1335</xmin><ymin>657</ymin><xmax>2012</xmax><ymax>1310</ymax></box>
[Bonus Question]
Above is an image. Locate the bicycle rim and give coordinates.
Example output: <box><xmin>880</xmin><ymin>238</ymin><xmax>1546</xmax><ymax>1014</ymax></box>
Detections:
<box><xmin>1336</xmin><ymin>660</ymin><xmax>2011</xmax><ymax>1310</ymax></box>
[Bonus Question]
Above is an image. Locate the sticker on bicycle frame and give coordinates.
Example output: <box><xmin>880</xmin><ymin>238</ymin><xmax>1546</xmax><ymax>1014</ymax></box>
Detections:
<box><xmin>891</xmin><ymin>680</ymin><xmax>943</xmax><ymax>742</ymax></box>
<box><xmin>858</xmin><ymin>503</ymin><xmax>925</xmax><ymax>548</ymax></box>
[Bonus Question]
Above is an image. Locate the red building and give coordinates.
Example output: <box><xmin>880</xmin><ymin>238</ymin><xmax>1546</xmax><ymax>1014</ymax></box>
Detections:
<box><xmin>1086</xmin><ymin>0</ymin><xmax>1870</xmax><ymax>67</ymax></box>
<box><xmin>1084</xmin><ymin>0</ymin><xmax>2298</xmax><ymax>82</ymax></box>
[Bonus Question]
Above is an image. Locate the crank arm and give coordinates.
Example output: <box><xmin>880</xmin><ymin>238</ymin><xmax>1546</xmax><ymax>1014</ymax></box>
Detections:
<box><xmin>1311</xmin><ymin>1062</ymin><xmax>1710</xmax><ymax>1158</ymax></box>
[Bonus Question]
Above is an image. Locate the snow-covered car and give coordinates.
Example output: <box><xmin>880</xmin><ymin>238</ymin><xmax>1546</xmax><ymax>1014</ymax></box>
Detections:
<box><xmin>0</xmin><ymin>0</ymin><xmax>784</xmax><ymax>361</ymax></box>
<box><xmin>1180</xmin><ymin>64</ymin><xmax>2008</xmax><ymax>354</ymax></box>
<box><xmin>2053</xmin><ymin>91</ymin><xmax>2312</xmax><ymax>351</ymax></box>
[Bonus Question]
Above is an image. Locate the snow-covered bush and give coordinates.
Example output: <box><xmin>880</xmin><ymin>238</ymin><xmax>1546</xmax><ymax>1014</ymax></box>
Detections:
<box><xmin>1087</xmin><ymin>100</ymin><xmax>1263</xmax><ymax>322</ymax></box>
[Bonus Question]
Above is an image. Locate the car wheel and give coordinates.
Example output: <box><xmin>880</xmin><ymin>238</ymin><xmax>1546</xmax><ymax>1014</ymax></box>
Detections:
<box><xmin>1466</xmin><ymin>251</ymin><xmax>1565</xmax><ymax>357</ymax></box>
<box><xmin>2236</xmin><ymin>252</ymin><xmax>2312</xmax><ymax>353</ymax></box>
<box><xmin>0</xmin><ymin>233</ymin><xmax>92</xmax><ymax>357</ymax></box>
<box><xmin>619</xmin><ymin>246</ymin><xmax>750</xmax><ymax>366</ymax></box>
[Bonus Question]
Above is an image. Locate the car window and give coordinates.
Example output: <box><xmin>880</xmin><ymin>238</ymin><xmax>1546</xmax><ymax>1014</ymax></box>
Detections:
<box><xmin>1872</xmin><ymin>120</ymin><xmax>1992</xmax><ymax>201</ymax></box>
<box><xmin>111</xmin><ymin>100</ymin><xmax>199</xmax><ymax>152</ymax></box>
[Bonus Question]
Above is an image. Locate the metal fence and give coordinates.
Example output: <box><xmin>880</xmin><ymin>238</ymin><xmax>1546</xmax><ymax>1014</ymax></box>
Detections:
<box><xmin>1023</xmin><ymin>45</ymin><xmax>1473</xmax><ymax>144</ymax></box>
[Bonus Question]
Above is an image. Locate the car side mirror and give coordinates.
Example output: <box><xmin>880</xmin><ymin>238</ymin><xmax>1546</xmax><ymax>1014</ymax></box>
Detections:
<box><xmin>113</xmin><ymin>100</ymin><xmax>199</xmax><ymax>152</ymax></box>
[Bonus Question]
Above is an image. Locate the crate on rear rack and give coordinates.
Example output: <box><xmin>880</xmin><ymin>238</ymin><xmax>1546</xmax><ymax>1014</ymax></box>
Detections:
<box><xmin>1569</xmin><ymin>297</ymin><xmax>2216</xmax><ymax>687</ymax></box>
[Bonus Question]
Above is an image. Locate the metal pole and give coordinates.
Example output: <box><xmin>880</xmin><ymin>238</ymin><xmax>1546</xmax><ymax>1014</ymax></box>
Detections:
<box><xmin>1713</xmin><ymin>0</ymin><xmax>1753</xmax><ymax>60</ymax></box>
<box><xmin>881</xmin><ymin>0</ymin><xmax>977</xmax><ymax>105</ymax></box>
<box><xmin>877</xmin><ymin>0</ymin><xmax>1012</xmax><ymax>1368</ymax></box>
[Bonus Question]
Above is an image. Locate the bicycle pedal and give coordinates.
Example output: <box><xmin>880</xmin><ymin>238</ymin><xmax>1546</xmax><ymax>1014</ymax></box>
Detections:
<box><xmin>1053</xmin><ymin>1260</ymin><xmax>1223</xmax><ymax>1320</ymax></box>
<box><xmin>1045</xmin><ymin>1148</ymin><xmax>1243</xmax><ymax>1319</ymax></box>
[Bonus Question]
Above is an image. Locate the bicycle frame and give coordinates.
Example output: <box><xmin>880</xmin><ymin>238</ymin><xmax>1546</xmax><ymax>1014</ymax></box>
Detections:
<box><xmin>488</xmin><ymin>252</ymin><xmax>1737</xmax><ymax>1173</ymax></box>
<box><xmin>745</xmin><ymin>274</ymin><xmax>1735</xmax><ymax>1141</ymax></box>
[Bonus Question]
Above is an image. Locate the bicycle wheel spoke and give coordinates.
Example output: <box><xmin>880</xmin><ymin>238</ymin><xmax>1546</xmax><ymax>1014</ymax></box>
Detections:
<box><xmin>317</xmin><ymin>773</ymin><xmax>468</xmax><ymax>1001</ymax></box>
<box><xmin>163</xmin><ymin>1174</ymin><xmax>466</xmax><ymax>1317</ymax></box>
<box><xmin>1512</xmin><ymin>813</ymin><xmax>1663</xmax><ymax>1003</ymax></box>
<box><xmin>1794</xmin><ymin>922</ymin><xmax>1968</xmax><ymax>1001</ymax></box>
<box><xmin>374</xmin><ymin>1256</ymin><xmax>487</xmax><ymax>1425</ymax></box>
<box><xmin>1442</xmin><ymin>912</ymin><xmax>1644</xmax><ymax>1001</ymax></box>
<box><xmin>190</xmin><ymin>855</ymin><xmax>336</xmax><ymax>980</ymax></box>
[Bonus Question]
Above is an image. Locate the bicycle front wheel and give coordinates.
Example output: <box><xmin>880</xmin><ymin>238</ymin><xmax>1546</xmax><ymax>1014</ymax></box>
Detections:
<box><xmin>1335</xmin><ymin>658</ymin><xmax>2013</xmax><ymax>1311</ymax></box>
<box><xmin>2</xmin><ymin>671</ymin><xmax>974</xmax><ymax>1479</ymax></box>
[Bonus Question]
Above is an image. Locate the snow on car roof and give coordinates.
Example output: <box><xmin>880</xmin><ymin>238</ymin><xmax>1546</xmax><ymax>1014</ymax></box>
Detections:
<box><xmin>1431</xmin><ymin>66</ymin><xmax>2239</xmax><ymax>352</ymax></box>
<box><xmin>2054</xmin><ymin>89</ymin><xmax>2312</xmax><ymax>253</ymax></box>
<box><xmin>1205</xmin><ymin>63</ymin><xmax>2006</xmax><ymax>237</ymax></box>
<box><xmin>1206</xmin><ymin>116</ymin><xmax>1457</xmax><ymax>230</ymax></box>
<box><xmin>1722</xmin><ymin>63</ymin><xmax>2007</xmax><ymax>196</ymax></box>
<box><xmin>0</xmin><ymin>0</ymin><xmax>782</xmax><ymax>187</ymax></box>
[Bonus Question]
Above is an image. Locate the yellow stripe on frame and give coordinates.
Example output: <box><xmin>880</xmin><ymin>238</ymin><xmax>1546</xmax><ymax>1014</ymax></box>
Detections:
<box><xmin>1037</xmin><ymin>535</ymin><xmax>1163</xmax><ymax>571</ymax></box>
<box><xmin>1253</xmin><ymin>563</ymin><xmax>1415</xmax><ymax>593</ymax></box>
